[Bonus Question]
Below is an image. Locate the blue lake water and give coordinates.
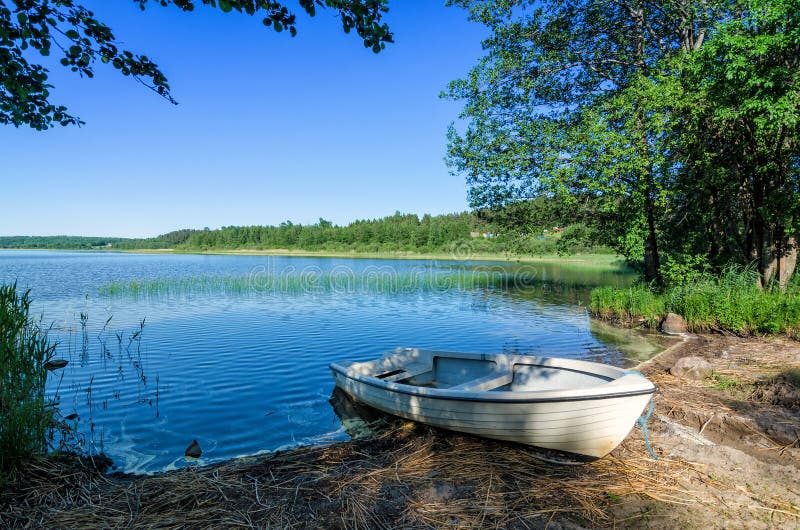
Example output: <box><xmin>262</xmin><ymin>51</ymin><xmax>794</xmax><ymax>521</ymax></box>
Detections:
<box><xmin>0</xmin><ymin>250</ymin><xmax>665</xmax><ymax>474</ymax></box>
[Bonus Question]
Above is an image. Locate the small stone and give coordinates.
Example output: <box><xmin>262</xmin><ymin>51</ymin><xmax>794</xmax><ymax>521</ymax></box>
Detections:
<box><xmin>44</xmin><ymin>359</ymin><xmax>68</xmax><ymax>371</ymax></box>
<box><xmin>670</xmin><ymin>356</ymin><xmax>713</xmax><ymax>380</ymax></box>
<box><xmin>185</xmin><ymin>440</ymin><xmax>202</xmax><ymax>458</ymax></box>
<box><xmin>91</xmin><ymin>454</ymin><xmax>114</xmax><ymax>473</ymax></box>
<box><xmin>660</xmin><ymin>313</ymin><xmax>688</xmax><ymax>335</ymax></box>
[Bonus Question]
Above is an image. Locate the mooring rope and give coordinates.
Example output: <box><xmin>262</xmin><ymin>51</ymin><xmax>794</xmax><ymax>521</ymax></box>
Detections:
<box><xmin>637</xmin><ymin>397</ymin><xmax>658</xmax><ymax>459</ymax></box>
<box><xmin>623</xmin><ymin>370</ymin><xmax>659</xmax><ymax>460</ymax></box>
<box><xmin>622</xmin><ymin>369</ymin><xmax>646</xmax><ymax>378</ymax></box>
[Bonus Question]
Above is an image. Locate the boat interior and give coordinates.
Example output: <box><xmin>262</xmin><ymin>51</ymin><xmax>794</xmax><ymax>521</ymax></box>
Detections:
<box><xmin>348</xmin><ymin>348</ymin><xmax>618</xmax><ymax>392</ymax></box>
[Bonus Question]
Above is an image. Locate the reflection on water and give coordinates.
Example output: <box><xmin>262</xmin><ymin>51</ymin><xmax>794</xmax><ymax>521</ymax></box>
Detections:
<box><xmin>0</xmin><ymin>250</ymin><xmax>665</xmax><ymax>474</ymax></box>
<box><xmin>329</xmin><ymin>387</ymin><xmax>395</xmax><ymax>439</ymax></box>
<box><xmin>589</xmin><ymin>320</ymin><xmax>679</xmax><ymax>362</ymax></box>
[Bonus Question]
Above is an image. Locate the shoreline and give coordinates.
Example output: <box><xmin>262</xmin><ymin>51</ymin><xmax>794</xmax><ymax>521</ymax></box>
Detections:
<box><xmin>1</xmin><ymin>247</ymin><xmax>629</xmax><ymax>268</ymax></box>
<box><xmin>2</xmin><ymin>332</ymin><xmax>798</xmax><ymax>528</ymax></box>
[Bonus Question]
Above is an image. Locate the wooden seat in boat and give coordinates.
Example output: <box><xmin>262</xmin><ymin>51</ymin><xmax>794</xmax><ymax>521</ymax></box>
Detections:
<box><xmin>376</xmin><ymin>362</ymin><xmax>431</xmax><ymax>383</ymax></box>
<box><xmin>449</xmin><ymin>371</ymin><xmax>513</xmax><ymax>392</ymax></box>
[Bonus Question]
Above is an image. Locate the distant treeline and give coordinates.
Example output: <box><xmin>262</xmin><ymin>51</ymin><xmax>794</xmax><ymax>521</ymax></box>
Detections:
<box><xmin>113</xmin><ymin>229</ymin><xmax>201</xmax><ymax>250</ymax></box>
<box><xmin>0</xmin><ymin>231</ymin><xmax>199</xmax><ymax>250</ymax></box>
<box><xmin>2</xmin><ymin>205</ymin><xmax>613</xmax><ymax>256</ymax></box>
<box><xmin>181</xmin><ymin>213</ymin><xmax>478</xmax><ymax>253</ymax></box>
<box><xmin>0</xmin><ymin>235</ymin><xmax>128</xmax><ymax>249</ymax></box>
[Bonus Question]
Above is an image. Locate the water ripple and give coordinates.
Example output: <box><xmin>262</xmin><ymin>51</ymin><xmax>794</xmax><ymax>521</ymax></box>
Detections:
<box><xmin>0</xmin><ymin>250</ymin><xmax>667</xmax><ymax>474</ymax></box>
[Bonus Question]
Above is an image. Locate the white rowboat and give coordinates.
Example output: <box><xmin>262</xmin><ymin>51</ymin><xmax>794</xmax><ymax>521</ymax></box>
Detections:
<box><xmin>330</xmin><ymin>348</ymin><xmax>656</xmax><ymax>459</ymax></box>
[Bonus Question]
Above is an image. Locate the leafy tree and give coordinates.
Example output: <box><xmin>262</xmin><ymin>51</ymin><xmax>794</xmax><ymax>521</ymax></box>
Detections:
<box><xmin>1</xmin><ymin>0</ymin><xmax>392</xmax><ymax>130</ymax></box>
<box><xmin>554</xmin><ymin>73</ymin><xmax>682</xmax><ymax>275</ymax></box>
<box><xmin>671</xmin><ymin>0</ymin><xmax>800</xmax><ymax>288</ymax></box>
<box><xmin>444</xmin><ymin>0</ymin><xmax>723</xmax><ymax>286</ymax></box>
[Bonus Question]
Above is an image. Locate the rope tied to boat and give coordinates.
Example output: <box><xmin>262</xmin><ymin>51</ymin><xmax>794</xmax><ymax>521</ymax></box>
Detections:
<box><xmin>623</xmin><ymin>370</ymin><xmax>659</xmax><ymax>460</ymax></box>
<box><xmin>637</xmin><ymin>397</ymin><xmax>658</xmax><ymax>459</ymax></box>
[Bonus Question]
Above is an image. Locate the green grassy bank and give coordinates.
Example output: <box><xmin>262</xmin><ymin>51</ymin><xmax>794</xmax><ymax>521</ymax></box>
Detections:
<box><xmin>591</xmin><ymin>267</ymin><xmax>800</xmax><ymax>337</ymax></box>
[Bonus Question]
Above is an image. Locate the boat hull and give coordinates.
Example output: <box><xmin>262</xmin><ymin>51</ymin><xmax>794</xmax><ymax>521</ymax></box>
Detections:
<box><xmin>330</xmin><ymin>350</ymin><xmax>656</xmax><ymax>459</ymax></box>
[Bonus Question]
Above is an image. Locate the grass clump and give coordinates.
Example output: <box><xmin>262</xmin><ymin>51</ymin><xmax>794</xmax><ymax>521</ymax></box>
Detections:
<box><xmin>591</xmin><ymin>265</ymin><xmax>800</xmax><ymax>336</ymax></box>
<box><xmin>590</xmin><ymin>284</ymin><xmax>665</xmax><ymax>327</ymax></box>
<box><xmin>0</xmin><ymin>283</ymin><xmax>60</xmax><ymax>478</ymax></box>
<box><xmin>709</xmin><ymin>372</ymin><xmax>742</xmax><ymax>392</ymax></box>
<box><xmin>784</xmin><ymin>368</ymin><xmax>800</xmax><ymax>389</ymax></box>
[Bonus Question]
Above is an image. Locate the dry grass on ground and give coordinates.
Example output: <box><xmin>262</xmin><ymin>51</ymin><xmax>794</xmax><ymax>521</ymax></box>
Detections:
<box><xmin>1</xmin><ymin>420</ymin><xmax>706</xmax><ymax>529</ymax></box>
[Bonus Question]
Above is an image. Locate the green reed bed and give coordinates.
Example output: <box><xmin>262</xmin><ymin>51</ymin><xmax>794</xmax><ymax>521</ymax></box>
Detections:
<box><xmin>591</xmin><ymin>267</ymin><xmax>800</xmax><ymax>336</ymax></box>
<box><xmin>98</xmin><ymin>269</ymin><xmax>541</xmax><ymax>298</ymax></box>
<box><xmin>0</xmin><ymin>284</ymin><xmax>60</xmax><ymax>479</ymax></box>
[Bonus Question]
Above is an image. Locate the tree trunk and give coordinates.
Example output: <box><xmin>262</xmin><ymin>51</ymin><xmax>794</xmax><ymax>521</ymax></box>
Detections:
<box><xmin>756</xmin><ymin>228</ymin><xmax>798</xmax><ymax>290</ymax></box>
<box><xmin>631</xmin><ymin>89</ymin><xmax>663</xmax><ymax>288</ymax></box>
<box><xmin>758</xmin><ymin>224</ymin><xmax>776</xmax><ymax>288</ymax></box>
<box><xmin>769</xmin><ymin>234</ymin><xmax>798</xmax><ymax>290</ymax></box>
<box><xmin>643</xmin><ymin>192</ymin><xmax>663</xmax><ymax>288</ymax></box>
<box><xmin>779</xmin><ymin>235</ymin><xmax>798</xmax><ymax>288</ymax></box>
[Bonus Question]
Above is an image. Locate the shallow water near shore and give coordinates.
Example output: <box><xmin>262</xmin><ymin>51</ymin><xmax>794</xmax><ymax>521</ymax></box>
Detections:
<box><xmin>0</xmin><ymin>250</ymin><xmax>670</xmax><ymax>474</ymax></box>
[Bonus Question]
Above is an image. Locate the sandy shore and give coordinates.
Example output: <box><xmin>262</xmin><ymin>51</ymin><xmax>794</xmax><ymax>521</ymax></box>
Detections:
<box><xmin>2</xmin><ymin>334</ymin><xmax>798</xmax><ymax>528</ymax></box>
<box><xmin>2</xmin><ymin>247</ymin><xmax>628</xmax><ymax>268</ymax></box>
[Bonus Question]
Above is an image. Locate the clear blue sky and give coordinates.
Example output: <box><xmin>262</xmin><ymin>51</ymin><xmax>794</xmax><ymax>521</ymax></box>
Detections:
<box><xmin>0</xmin><ymin>1</ymin><xmax>485</xmax><ymax>238</ymax></box>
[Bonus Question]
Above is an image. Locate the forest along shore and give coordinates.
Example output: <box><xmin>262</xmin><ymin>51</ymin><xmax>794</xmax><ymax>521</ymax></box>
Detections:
<box><xmin>0</xmin><ymin>246</ymin><xmax>626</xmax><ymax>268</ymax></box>
<box><xmin>1</xmin><ymin>334</ymin><xmax>798</xmax><ymax>529</ymax></box>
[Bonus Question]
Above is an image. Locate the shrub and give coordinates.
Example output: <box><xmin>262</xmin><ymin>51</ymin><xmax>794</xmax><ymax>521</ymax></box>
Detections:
<box><xmin>555</xmin><ymin>223</ymin><xmax>595</xmax><ymax>255</ymax></box>
<box><xmin>505</xmin><ymin>235</ymin><xmax>558</xmax><ymax>255</ymax></box>
<box><xmin>660</xmin><ymin>253</ymin><xmax>712</xmax><ymax>286</ymax></box>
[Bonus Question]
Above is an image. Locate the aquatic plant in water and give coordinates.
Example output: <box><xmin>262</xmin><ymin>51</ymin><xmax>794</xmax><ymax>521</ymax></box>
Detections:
<box><xmin>97</xmin><ymin>265</ymin><xmax>542</xmax><ymax>299</ymax></box>
<box><xmin>0</xmin><ymin>284</ymin><xmax>62</xmax><ymax>476</ymax></box>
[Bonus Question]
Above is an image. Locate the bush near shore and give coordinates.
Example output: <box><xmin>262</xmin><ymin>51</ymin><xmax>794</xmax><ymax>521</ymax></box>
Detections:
<box><xmin>591</xmin><ymin>267</ymin><xmax>800</xmax><ymax>337</ymax></box>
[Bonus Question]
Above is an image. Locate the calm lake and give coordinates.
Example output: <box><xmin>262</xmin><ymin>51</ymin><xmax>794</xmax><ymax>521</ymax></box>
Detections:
<box><xmin>1</xmin><ymin>250</ymin><xmax>668</xmax><ymax>474</ymax></box>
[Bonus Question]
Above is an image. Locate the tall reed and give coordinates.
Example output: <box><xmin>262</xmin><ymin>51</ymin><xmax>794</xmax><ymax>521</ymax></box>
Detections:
<box><xmin>0</xmin><ymin>284</ymin><xmax>59</xmax><ymax>477</ymax></box>
<box><xmin>98</xmin><ymin>270</ymin><xmax>542</xmax><ymax>298</ymax></box>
